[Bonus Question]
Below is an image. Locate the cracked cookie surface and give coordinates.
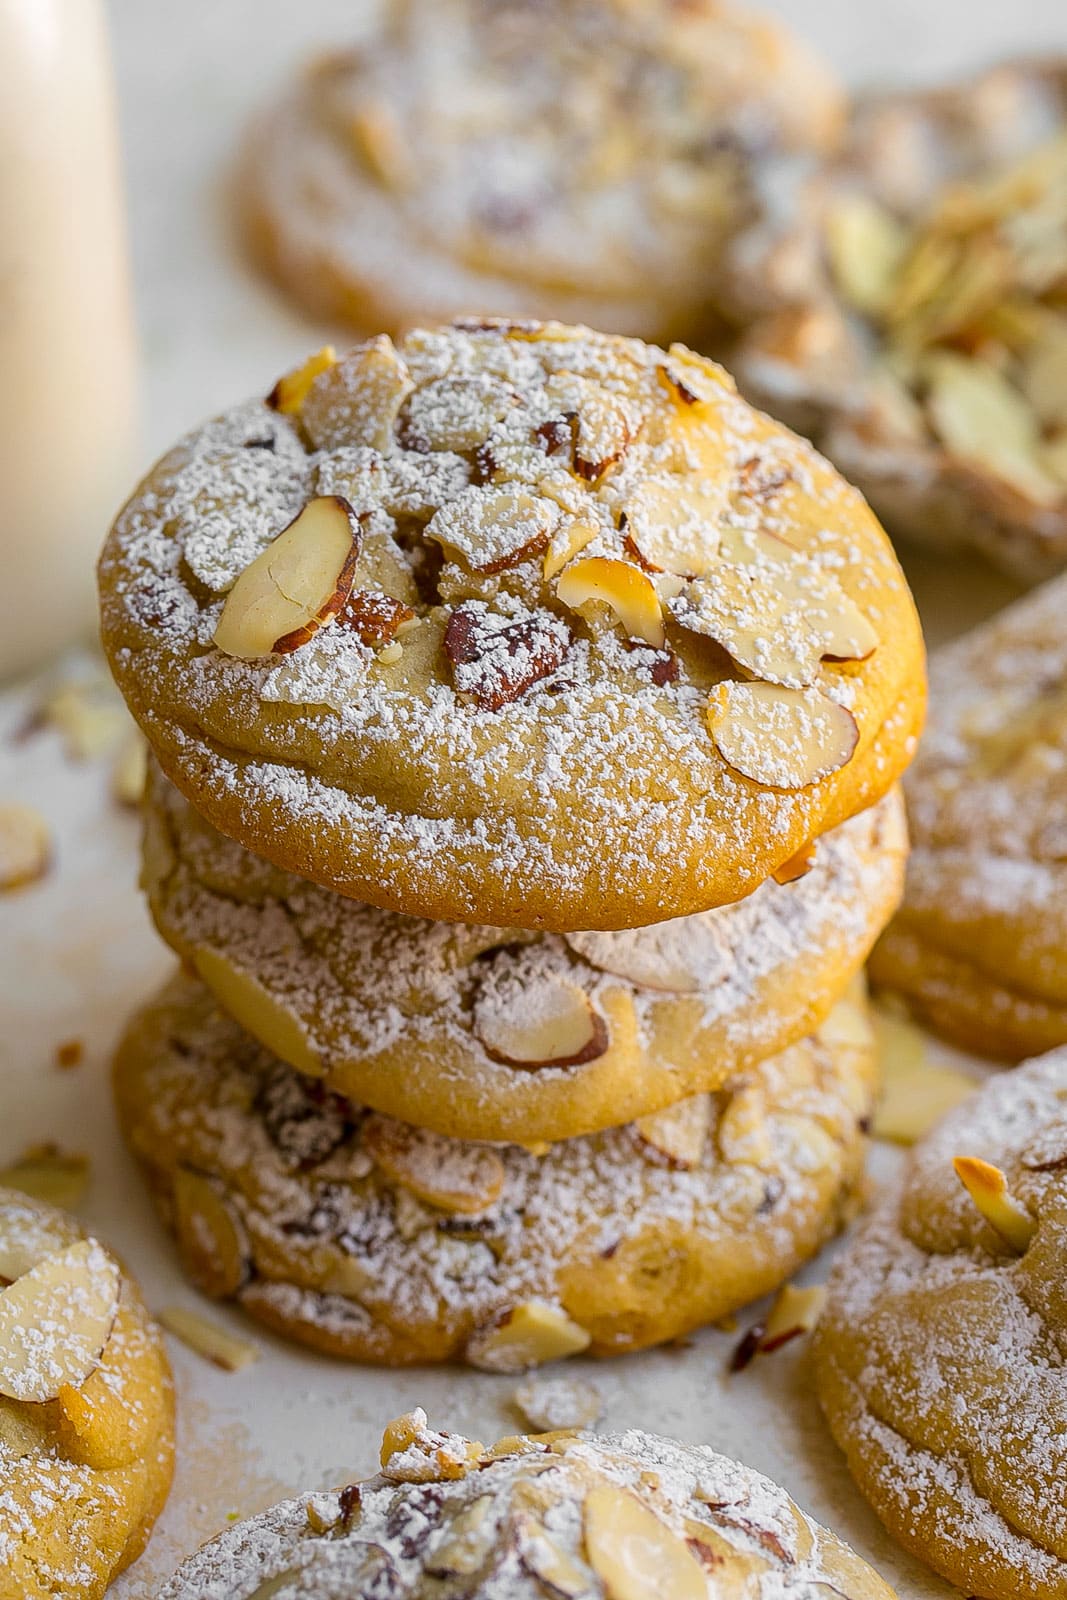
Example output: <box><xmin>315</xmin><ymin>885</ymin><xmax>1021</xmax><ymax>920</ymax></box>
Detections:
<box><xmin>814</xmin><ymin>1052</ymin><xmax>1067</xmax><ymax>1600</ymax></box>
<box><xmin>98</xmin><ymin>321</ymin><xmax>923</xmax><ymax>932</ymax></box>
<box><xmin>114</xmin><ymin>974</ymin><xmax>876</xmax><ymax>1369</ymax></box>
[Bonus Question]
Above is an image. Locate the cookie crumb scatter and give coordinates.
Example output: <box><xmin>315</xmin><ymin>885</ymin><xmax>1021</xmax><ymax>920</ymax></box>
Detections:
<box><xmin>55</xmin><ymin>1039</ymin><xmax>84</xmax><ymax>1069</ymax></box>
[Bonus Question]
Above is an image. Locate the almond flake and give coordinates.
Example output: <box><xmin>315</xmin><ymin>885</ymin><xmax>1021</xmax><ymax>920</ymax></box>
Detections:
<box><xmin>634</xmin><ymin>1096</ymin><xmax>712</xmax><ymax>1169</ymax></box>
<box><xmin>583</xmin><ymin>1483</ymin><xmax>706</xmax><ymax>1600</ymax></box>
<box><xmin>0</xmin><ymin>1241</ymin><xmax>119</xmax><ymax>1402</ymax></box>
<box><xmin>706</xmin><ymin>681</ymin><xmax>859</xmax><ymax>789</ymax></box>
<box><xmin>267</xmin><ymin>345</ymin><xmax>338</xmax><ymax>415</ymax></box>
<box><xmin>301</xmin><ymin>336</ymin><xmax>414</xmax><ymax>452</ymax></box>
<box><xmin>428</xmin><ymin>488</ymin><xmax>561</xmax><ymax>573</ymax></box>
<box><xmin>362</xmin><ymin>1115</ymin><xmax>505</xmax><ymax>1215</ymax></box>
<box><xmin>467</xmin><ymin>1301</ymin><xmax>590</xmax><ymax>1373</ymax></box>
<box><xmin>953</xmin><ymin>1155</ymin><xmax>1037</xmax><ymax>1253</ymax></box>
<box><xmin>870</xmin><ymin>1007</ymin><xmax>976</xmax><ymax>1144</ymax></box>
<box><xmin>556</xmin><ymin>556</ymin><xmax>665</xmax><ymax>648</ymax></box>
<box><xmin>0</xmin><ymin>1149</ymin><xmax>89</xmax><ymax>1210</ymax></box>
<box><xmin>158</xmin><ymin>1306</ymin><xmax>260</xmax><ymax>1371</ymax></box>
<box><xmin>472</xmin><ymin>967</ymin><xmax>607</xmax><ymax>1068</ymax></box>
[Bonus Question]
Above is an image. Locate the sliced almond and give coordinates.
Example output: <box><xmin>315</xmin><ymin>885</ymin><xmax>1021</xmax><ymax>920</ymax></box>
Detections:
<box><xmin>565</xmin><ymin>918</ymin><xmax>729</xmax><ymax>994</ymax></box>
<box><xmin>759</xmin><ymin>1282</ymin><xmax>827</xmax><ymax>1353</ymax></box>
<box><xmin>824</xmin><ymin>194</ymin><xmax>909</xmax><ymax>317</ymax></box>
<box><xmin>467</xmin><ymin>1301</ymin><xmax>591</xmax><ymax>1373</ymax></box>
<box><xmin>543</xmin><ymin>518</ymin><xmax>599</xmax><ymax>582</ymax></box>
<box><xmin>622</xmin><ymin>476</ymin><xmax>722</xmax><ymax>578</ymax></box>
<box><xmin>172</xmin><ymin>1167</ymin><xmax>250</xmax><ymax>1299</ymax></box>
<box><xmin>0</xmin><ymin>804</ymin><xmax>51</xmax><ymax>892</ymax></box>
<box><xmin>513</xmin><ymin>1373</ymin><xmax>602</xmax><ymax>1432</ymax></box>
<box><xmin>658</xmin><ymin>347</ymin><xmax>728</xmax><ymax>407</ymax></box>
<box><xmin>424</xmin><ymin>1497</ymin><xmax>495</xmax><ymax>1577</ymax></box>
<box><xmin>403</xmin><ymin>374</ymin><xmax>517</xmax><ymax>453</ymax></box>
<box><xmin>544</xmin><ymin>376</ymin><xmax>636</xmax><ymax>482</ymax></box>
<box><xmin>514</xmin><ymin>1510</ymin><xmax>592</xmax><ymax>1597</ymax></box>
<box><xmin>0</xmin><ymin>1149</ymin><xmax>89</xmax><ymax>1210</ymax></box>
<box><xmin>267</xmin><ymin>345</ymin><xmax>338</xmax><ymax>414</ymax></box>
<box><xmin>192</xmin><ymin>948</ymin><xmax>323</xmax><ymax>1079</ymax></box>
<box><xmin>556</xmin><ymin>556</ymin><xmax>665</xmax><ymax>649</ymax></box>
<box><xmin>158</xmin><ymin>1306</ymin><xmax>260</xmax><ymax>1371</ymax></box>
<box><xmin>380</xmin><ymin>1410</ymin><xmax>483</xmax><ymax>1481</ymax></box>
<box><xmin>924</xmin><ymin>350</ymin><xmax>1062</xmax><ymax>506</ymax></box>
<box><xmin>583</xmin><ymin>1484</ymin><xmax>706</xmax><ymax>1600</ymax></box>
<box><xmin>0</xmin><ymin>1241</ymin><xmax>119</xmax><ymax>1402</ymax></box>
<box><xmin>772</xmin><ymin>842</ymin><xmax>817</xmax><ymax>884</ymax></box>
<box><xmin>212</xmin><ymin>496</ymin><xmax>360</xmax><ymax>659</ymax></box>
<box><xmin>301</xmin><ymin>336</ymin><xmax>414</xmax><ymax>452</ymax></box>
<box><xmin>111</xmin><ymin>733</ymin><xmax>147</xmax><ymax>808</ymax></box>
<box><xmin>362</xmin><ymin>1115</ymin><xmax>505</xmax><ymax>1216</ymax></box>
<box><xmin>706</xmin><ymin>682</ymin><xmax>859</xmax><ymax>789</ymax></box>
<box><xmin>635</xmin><ymin>1096</ymin><xmax>712</xmax><ymax>1169</ymax></box>
<box><xmin>717</xmin><ymin>1083</ymin><xmax>774</xmax><ymax>1168</ymax></box>
<box><xmin>953</xmin><ymin>1155</ymin><xmax>1037</xmax><ymax>1253</ymax></box>
<box><xmin>871</xmin><ymin>1008</ymin><xmax>975</xmax><ymax>1145</ymax></box>
<box><xmin>473</xmin><ymin>970</ymin><xmax>607</xmax><ymax>1068</ymax></box>
<box><xmin>428</xmin><ymin>488</ymin><xmax>561</xmax><ymax>574</ymax></box>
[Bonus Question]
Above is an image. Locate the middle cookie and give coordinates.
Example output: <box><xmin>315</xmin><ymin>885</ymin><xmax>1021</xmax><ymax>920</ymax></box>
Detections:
<box><xmin>143</xmin><ymin>763</ymin><xmax>905</xmax><ymax>1143</ymax></box>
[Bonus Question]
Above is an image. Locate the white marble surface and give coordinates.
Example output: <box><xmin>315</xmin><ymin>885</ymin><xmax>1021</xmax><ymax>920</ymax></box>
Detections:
<box><xmin>0</xmin><ymin>1</ymin><xmax>1061</xmax><ymax>1593</ymax></box>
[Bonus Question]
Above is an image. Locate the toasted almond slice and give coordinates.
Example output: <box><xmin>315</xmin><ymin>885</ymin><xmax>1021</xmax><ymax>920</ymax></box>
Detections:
<box><xmin>301</xmin><ymin>336</ymin><xmax>414</xmax><ymax>452</ymax></box>
<box><xmin>622</xmin><ymin>476</ymin><xmax>722</xmax><ymax>578</ymax></box>
<box><xmin>543</xmin><ymin>518</ymin><xmax>598</xmax><ymax>582</ymax></box>
<box><xmin>635</xmin><ymin>1096</ymin><xmax>712</xmax><ymax>1169</ymax></box>
<box><xmin>544</xmin><ymin>375</ymin><xmax>636</xmax><ymax>481</ymax></box>
<box><xmin>707</xmin><ymin>682</ymin><xmax>859</xmax><ymax>789</ymax></box>
<box><xmin>111</xmin><ymin>733</ymin><xmax>147</xmax><ymax>808</ymax></box>
<box><xmin>362</xmin><ymin>1115</ymin><xmax>505</xmax><ymax>1215</ymax></box>
<box><xmin>513</xmin><ymin>1373</ymin><xmax>602</xmax><ymax>1432</ymax></box>
<box><xmin>0</xmin><ymin>1150</ymin><xmax>89</xmax><ymax>1211</ymax></box>
<box><xmin>954</xmin><ymin>1156</ymin><xmax>1037</xmax><ymax>1253</ymax></box>
<box><xmin>565</xmin><ymin>918</ymin><xmax>729</xmax><ymax>994</ymax></box>
<box><xmin>772</xmin><ymin>842</ymin><xmax>817</xmax><ymax>884</ymax></box>
<box><xmin>173</xmin><ymin>1167</ymin><xmax>250</xmax><ymax>1298</ymax></box>
<box><xmin>473</xmin><ymin>971</ymin><xmax>607</xmax><ymax>1069</ymax></box>
<box><xmin>428</xmin><ymin>488</ymin><xmax>560</xmax><ymax>573</ymax></box>
<box><xmin>759</xmin><ymin>1283</ymin><xmax>827</xmax><ymax>1353</ymax></box>
<box><xmin>871</xmin><ymin>1008</ymin><xmax>975</xmax><ymax>1144</ymax></box>
<box><xmin>267</xmin><ymin>345</ymin><xmax>337</xmax><ymax>414</ymax></box>
<box><xmin>158</xmin><ymin>1306</ymin><xmax>260</xmax><ymax>1371</ymax></box>
<box><xmin>467</xmin><ymin>1302</ymin><xmax>591</xmax><ymax>1374</ymax></box>
<box><xmin>824</xmin><ymin>194</ymin><xmax>909</xmax><ymax>317</ymax></box>
<box><xmin>424</xmin><ymin>1496</ymin><xmax>495</xmax><ymax>1577</ymax></box>
<box><xmin>213</xmin><ymin>496</ymin><xmax>360</xmax><ymax>659</ymax></box>
<box><xmin>556</xmin><ymin>556</ymin><xmax>665</xmax><ymax>648</ymax></box>
<box><xmin>584</xmin><ymin>1484</ymin><xmax>706</xmax><ymax>1600</ymax></box>
<box><xmin>0</xmin><ymin>1241</ymin><xmax>119</xmax><ymax>1402</ymax></box>
<box><xmin>514</xmin><ymin>1510</ymin><xmax>591</xmax><ymax>1597</ymax></box>
<box><xmin>924</xmin><ymin>350</ymin><xmax>1062</xmax><ymax>506</ymax></box>
<box><xmin>717</xmin><ymin>1083</ymin><xmax>774</xmax><ymax>1168</ymax></box>
<box><xmin>0</xmin><ymin>804</ymin><xmax>51</xmax><ymax>892</ymax></box>
<box><xmin>192</xmin><ymin>948</ymin><xmax>323</xmax><ymax>1079</ymax></box>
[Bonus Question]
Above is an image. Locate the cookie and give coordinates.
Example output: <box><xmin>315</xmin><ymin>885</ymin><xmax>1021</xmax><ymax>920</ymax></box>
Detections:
<box><xmin>814</xmin><ymin>1052</ymin><xmax>1067</xmax><ymax>1600</ymax></box>
<box><xmin>731</xmin><ymin>60</ymin><xmax>1067</xmax><ymax>581</ymax></box>
<box><xmin>98</xmin><ymin>321</ymin><xmax>924</xmax><ymax>933</ymax></box>
<box><xmin>114</xmin><ymin>974</ymin><xmax>876</xmax><ymax>1369</ymax></box>
<box><xmin>869</xmin><ymin>575</ymin><xmax>1067</xmax><ymax>1059</ymax></box>
<box><xmin>160</xmin><ymin>1410</ymin><xmax>895</xmax><ymax>1598</ymax></box>
<box><xmin>0</xmin><ymin>1188</ymin><xmax>175</xmax><ymax>1600</ymax></box>
<box><xmin>240</xmin><ymin>0</ymin><xmax>843</xmax><ymax>345</ymax></box>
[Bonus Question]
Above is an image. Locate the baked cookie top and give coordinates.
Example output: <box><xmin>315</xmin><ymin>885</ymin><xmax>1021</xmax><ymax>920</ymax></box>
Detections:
<box><xmin>732</xmin><ymin>60</ymin><xmax>1067</xmax><ymax>580</ymax></box>
<box><xmin>0</xmin><ymin>1188</ymin><xmax>175</xmax><ymax>1600</ymax></box>
<box><xmin>159</xmin><ymin>1412</ymin><xmax>895</xmax><ymax>1598</ymax></box>
<box><xmin>143</xmin><ymin>760</ymin><xmax>904</xmax><ymax>1142</ymax></box>
<box><xmin>114</xmin><ymin>974</ymin><xmax>875</xmax><ymax>1368</ymax></box>
<box><xmin>99</xmin><ymin>322</ymin><xmax>924</xmax><ymax>931</ymax></box>
<box><xmin>814</xmin><ymin>1052</ymin><xmax>1067</xmax><ymax>1600</ymax></box>
<box><xmin>870</xmin><ymin>574</ymin><xmax>1067</xmax><ymax>1057</ymax></box>
<box><xmin>242</xmin><ymin>0</ymin><xmax>843</xmax><ymax>341</ymax></box>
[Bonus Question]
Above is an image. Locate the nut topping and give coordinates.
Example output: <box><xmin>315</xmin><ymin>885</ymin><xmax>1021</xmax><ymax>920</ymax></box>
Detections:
<box><xmin>267</xmin><ymin>345</ymin><xmax>338</xmax><ymax>414</ymax></box>
<box><xmin>706</xmin><ymin>682</ymin><xmax>859</xmax><ymax>789</ymax></box>
<box><xmin>192</xmin><ymin>947</ymin><xmax>323</xmax><ymax>1080</ymax></box>
<box><xmin>428</xmin><ymin>487</ymin><xmax>561</xmax><ymax>573</ymax></box>
<box><xmin>445</xmin><ymin>602</ymin><xmax>572</xmax><ymax>710</ymax></box>
<box><xmin>301</xmin><ymin>335</ymin><xmax>414</xmax><ymax>452</ymax></box>
<box><xmin>172</xmin><ymin>1167</ymin><xmax>250</xmax><ymax>1298</ymax></box>
<box><xmin>212</xmin><ymin>496</ymin><xmax>361</xmax><ymax>659</ymax></box>
<box><xmin>513</xmin><ymin>1374</ymin><xmax>602</xmax><ymax>1432</ymax></box>
<box><xmin>472</xmin><ymin>968</ymin><xmax>607</xmax><ymax>1068</ymax></box>
<box><xmin>635</xmin><ymin>1096</ymin><xmax>712</xmax><ymax>1169</ymax></box>
<box><xmin>380</xmin><ymin>1409</ymin><xmax>484</xmax><ymax>1481</ymax></box>
<box><xmin>466</xmin><ymin>1301</ymin><xmax>591</xmax><ymax>1373</ymax></box>
<box><xmin>514</xmin><ymin>1510</ymin><xmax>592</xmax><ymax>1597</ymax></box>
<box><xmin>157</xmin><ymin>1306</ymin><xmax>260</xmax><ymax>1372</ymax></box>
<box><xmin>564</xmin><ymin>917</ymin><xmax>729</xmax><ymax>994</ymax></box>
<box><xmin>621</xmin><ymin>475</ymin><xmax>723</xmax><ymax>577</ymax></box>
<box><xmin>0</xmin><ymin>1241</ymin><xmax>120</xmax><ymax>1402</ymax></box>
<box><xmin>953</xmin><ymin>1155</ymin><xmax>1037</xmax><ymax>1253</ymax></box>
<box><xmin>362</xmin><ymin>1115</ymin><xmax>505</xmax><ymax>1215</ymax></box>
<box><xmin>583</xmin><ymin>1484</ymin><xmax>706</xmax><ymax>1600</ymax></box>
<box><xmin>556</xmin><ymin>556</ymin><xmax>666</xmax><ymax>649</ymax></box>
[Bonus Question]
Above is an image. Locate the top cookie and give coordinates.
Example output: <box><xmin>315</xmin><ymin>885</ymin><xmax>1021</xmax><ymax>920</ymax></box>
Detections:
<box><xmin>732</xmin><ymin>60</ymin><xmax>1067</xmax><ymax>582</ymax></box>
<box><xmin>99</xmin><ymin>322</ymin><xmax>924</xmax><ymax>931</ymax></box>
<box><xmin>242</xmin><ymin>0</ymin><xmax>843</xmax><ymax>343</ymax></box>
<box><xmin>160</xmin><ymin>1411</ymin><xmax>895</xmax><ymax>1599</ymax></box>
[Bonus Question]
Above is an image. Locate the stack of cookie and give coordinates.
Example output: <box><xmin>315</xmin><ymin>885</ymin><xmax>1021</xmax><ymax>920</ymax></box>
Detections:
<box><xmin>98</xmin><ymin>319</ymin><xmax>924</xmax><ymax>1370</ymax></box>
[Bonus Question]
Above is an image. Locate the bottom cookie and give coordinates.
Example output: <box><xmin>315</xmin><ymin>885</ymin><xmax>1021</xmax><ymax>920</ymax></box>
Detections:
<box><xmin>814</xmin><ymin>1052</ymin><xmax>1067</xmax><ymax>1600</ymax></box>
<box><xmin>160</xmin><ymin>1410</ymin><xmax>896</xmax><ymax>1598</ymax></box>
<box><xmin>114</xmin><ymin>974</ymin><xmax>876</xmax><ymax>1369</ymax></box>
<box><xmin>0</xmin><ymin>1189</ymin><xmax>175</xmax><ymax>1600</ymax></box>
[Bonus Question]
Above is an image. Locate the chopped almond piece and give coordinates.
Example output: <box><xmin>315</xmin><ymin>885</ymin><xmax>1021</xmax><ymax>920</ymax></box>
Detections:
<box><xmin>954</xmin><ymin>1156</ymin><xmax>1037</xmax><ymax>1253</ymax></box>
<box><xmin>267</xmin><ymin>345</ymin><xmax>338</xmax><ymax>414</ymax></box>
<box><xmin>557</xmin><ymin>556</ymin><xmax>665</xmax><ymax>648</ymax></box>
<box><xmin>0</xmin><ymin>804</ymin><xmax>51</xmax><ymax>891</ymax></box>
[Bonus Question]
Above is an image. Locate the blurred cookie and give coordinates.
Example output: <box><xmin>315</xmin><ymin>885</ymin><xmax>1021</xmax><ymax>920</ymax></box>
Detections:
<box><xmin>732</xmin><ymin>60</ymin><xmax>1067</xmax><ymax>581</ymax></box>
<box><xmin>160</xmin><ymin>1410</ymin><xmax>896</xmax><ymax>1598</ymax></box>
<box><xmin>143</xmin><ymin>762</ymin><xmax>905</xmax><ymax>1142</ymax></box>
<box><xmin>0</xmin><ymin>1188</ymin><xmax>174</xmax><ymax>1599</ymax></box>
<box><xmin>815</xmin><ymin>1052</ymin><xmax>1067</xmax><ymax>1600</ymax></box>
<box><xmin>99</xmin><ymin>322</ymin><xmax>924</xmax><ymax>933</ymax></box>
<box><xmin>114</xmin><ymin>974</ymin><xmax>876</xmax><ymax>1368</ymax></box>
<box><xmin>241</xmin><ymin>0</ymin><xmax>842</xmax><ymax>343</ymax></box>
<box><xmin>870</xmin><ymin>576</ymin><xmax>1067</xmax><ymax>1059</ymax></box>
